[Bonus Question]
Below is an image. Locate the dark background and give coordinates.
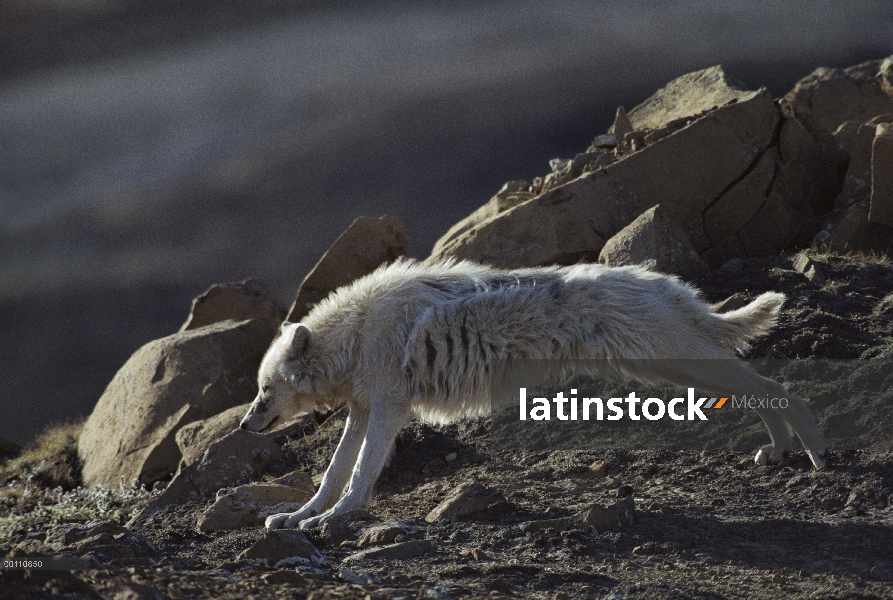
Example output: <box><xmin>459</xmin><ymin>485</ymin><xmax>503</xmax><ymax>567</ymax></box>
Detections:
<box><xmin>2</xmin><ymin>0</ymin><xmax>892</xmax><ymax>446</ymax></box>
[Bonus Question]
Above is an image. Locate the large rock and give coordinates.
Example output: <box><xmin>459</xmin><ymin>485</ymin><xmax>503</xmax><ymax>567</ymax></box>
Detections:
<box><xmin>286</xmin><ymin>216</ymin><xmax>409</xmax><ymax>322</ymax></box>
<box><xmin>79</xmin><ymin>318</ymin><xmax>278</xmax><ymax>489</ymax></box>
<box><xmin>626</xmin><ymin>65</ymin><xmax>754</xmax><ymax>131</ymax></box>
<box><xmin>180</xmin><ymin>278</ymin><xmax>285</xmax><ymax>332</ymax></box>
<box><xmin>782</xmin><ymin>57</ymin><xmax>893</xmax><ymax>135</ymax></box>
<box><xmin>429</xmin><ymin>87</ymin><xmax>780</xmax><ymax>268</ymax></box>
<box><xmin>598</xmin><ymin>204</ymin><xmax>707</xmax><ymax>275</ymax></box>
<box><xmin>869</xmin><ymin>123</ymin><xmax>893</xmax><ymax>228</ymax></box>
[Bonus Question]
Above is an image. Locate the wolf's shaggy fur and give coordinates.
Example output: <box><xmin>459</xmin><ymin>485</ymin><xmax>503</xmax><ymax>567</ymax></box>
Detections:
<box><xmin>240</xmin><ymin>259</ymin><xmax>827</xmax><ymax>529</ymax></box>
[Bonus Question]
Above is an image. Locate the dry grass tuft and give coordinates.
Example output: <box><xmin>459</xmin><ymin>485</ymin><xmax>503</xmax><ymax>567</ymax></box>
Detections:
<box><xmin>1</xmin><ymin>420</ymin><xmax>84</xmax><ymax>492</ymax></box>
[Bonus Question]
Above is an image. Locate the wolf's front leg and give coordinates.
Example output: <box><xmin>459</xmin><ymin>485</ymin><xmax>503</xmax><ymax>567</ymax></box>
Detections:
<box><xmin>297</xmin><ymin>401</ymin><xmax>411</xmax><ymax>529</ymax></box>
<box><xmin>266</xmin><ymin>406</ymin><xmax>369</xmax><ymax>529</ymax></box>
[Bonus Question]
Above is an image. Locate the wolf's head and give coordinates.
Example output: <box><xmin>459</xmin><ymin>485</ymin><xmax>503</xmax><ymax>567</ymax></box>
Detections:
<box><xmin>240</xmin><ymin>322</ymin><xmax>323</xmax><ymax>432</ymax></box>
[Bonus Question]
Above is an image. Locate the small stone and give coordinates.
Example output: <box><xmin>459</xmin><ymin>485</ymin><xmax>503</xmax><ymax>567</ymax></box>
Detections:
<box><xmin>444</xmin><ymin>452</ymin><xmax>458</xmax><ymax>463</ymax></box>
<box><xmin>238</xmin><ymin>529</ymin><xmax>328</xmax><ymax>568</ymax></box>
<box><xmin>616</xmin><ymin>485</ymin><xmax>634</xmax><ymax>498</ymax></box>
<box><xmin>792</xmin><ymin>253</ymin><xmax>826</xmax><ymax>284</ymax></box>
<box><xmin>710</xmin><ymin>293</ymin><xmax>752</xmax><ymax>313</ymax></box>
<box><xmin>319</xmin><ymin>510</ymin><xmax>377</xmax><ymax>545</ymax></box>
<box><xmin>355</xmin><ymin>522</ymin><xmax>416</xmax><ymax>549</ymax></box>
<box><xmin>571</xmin><ymin>496</ymin><xmax>635</xmax><ymax>533</ymax></box>
<box><xmin>425</xmin><ymin>483</ymin><xmax>510</xmax><ymax>523</ymax></box>
<box><xmin>591</xmin><ymin>134</ymin><xmax>617</xmax><ymax>148</ymax></box>
<box><xmin>549</xmin><ymin>158</ymin><xmax>571</xmax><ymax>172</ymax></box>
<box><xmin>343</xmin><ymin>539</ymin><xmax>435</xmax><ymax>562</ymax></box>
<box><xmin>339</xmin><ymin>569</ymin><xmax>372</xmax><ymax>584</ymax></box>
<box><xmin>869</xmin><ymin>565</ymin><xmax>893</xmax><ymax>581</ymax></box>
<box><xmin>581</xmin><ymin>460</ymin><xmax>607</xmax><ymax>479</ymax></box>
<box><xmin>198</xmin><ymin>483</ymin><xmax>314</xmax><ymax>532</ymax></box>
<box><xmin>611</xmin><ymin>106</ymin><xmax>634</xmax><ymax>137</ymax></box>
<box><xmin>261</xmin><ymin>571</ymin><xmax>306</xmax><ymax>585</ymax></box>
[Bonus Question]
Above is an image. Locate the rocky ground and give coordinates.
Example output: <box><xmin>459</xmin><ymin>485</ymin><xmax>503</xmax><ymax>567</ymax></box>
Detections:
<box><xmin>2</xmin><ymin>251</ymin><xmax>892</xmax><ymax>600</ymax></box>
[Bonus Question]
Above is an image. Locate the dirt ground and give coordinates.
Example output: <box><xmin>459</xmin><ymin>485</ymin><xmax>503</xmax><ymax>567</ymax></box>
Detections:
<box><xmin>2</xmin><ymin>251</ymin><xmax>893</xmax><ymax>599</ymax></box>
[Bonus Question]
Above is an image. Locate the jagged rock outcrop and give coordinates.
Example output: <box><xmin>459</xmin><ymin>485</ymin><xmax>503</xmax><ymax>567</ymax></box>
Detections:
<box><xmin>430</xmin><ymin>59</ymin><xmax>893</xmax><ymax>272</ymax></box>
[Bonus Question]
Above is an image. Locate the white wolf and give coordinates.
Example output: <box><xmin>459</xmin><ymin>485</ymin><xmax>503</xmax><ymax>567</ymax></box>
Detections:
<box><xmin>240</xmin><ymin>259</ymin><xmax>827</xmax><ymax>529</ymax></box>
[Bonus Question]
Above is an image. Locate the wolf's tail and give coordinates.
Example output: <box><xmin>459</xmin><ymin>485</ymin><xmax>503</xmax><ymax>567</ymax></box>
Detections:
<box><xmin>710</xmin><ymin>292</ymin><xmax>785</xmax><ymax>353</ymax></box>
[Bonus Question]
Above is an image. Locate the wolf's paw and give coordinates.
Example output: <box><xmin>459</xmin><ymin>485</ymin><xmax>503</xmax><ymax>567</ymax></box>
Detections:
<box><xmin>754</xmin><ymin>444</ymin><xmax>787</xmax><ymax>465</ymax></box>
<box><xmin>298</xmin><ymin>513</ymin><xmax>329</xmax><ymax>530</ymax></box>
<box><xmin>807</xmin><ymin>448</ymin><xmax>828</xmax><ymax>470</ymax></box>
<box><xmin>265</xmin><ymin>513</ymin><xmax>293</xmax><ymax>529</ymax></box>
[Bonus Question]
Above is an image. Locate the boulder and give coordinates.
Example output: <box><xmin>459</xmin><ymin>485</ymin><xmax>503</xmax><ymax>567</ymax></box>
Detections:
<box><xmin>626</xmin><ymin>65</ymin><xmax>755</xmax><ymax>131</ymax></box>
<box><xmin>782</xmin><ymin>57</ymin><xmax>893</xmax><ymax>135</ymax></box>
<box><xmin>598</xmin><ymin>205</ymin><xmax>707</xmax><ymax>275</ymax></box>
<box><xmin>198</xmin><ymin>483</ymin><xmax>315</xmax><ymax>532</ymax></box>
<box><xmin>79</xmin><ymin>318</ymin><xmax>278</xmax><ymax>489</ymax></box>
<box><xmin>180</xmin><ymin>278</ymin><xmax>285</xmax><ymax>332</ymax></box>
<box><xmin>238</xmin><ymin>529</ymin><xmax>328</xmax><ymax>568</ymax></box>
<box><xmin>286</xmin><ymin>216</ymin><xmax>409</xmax><ymax>322</ymax></box>
<box><xmin>429</xmin><ymin>87</ymin><xmax>780</xmax><ymax>268</ymax></box>
<box><xmin>869</xmin><ymin>123</ymin><xmax>893</xmax><ymax>228</ymax></box>
<box><xmin>425</xmin><ymin>483</ymin><xmax>511</xmax><ymax>523</ymax></box>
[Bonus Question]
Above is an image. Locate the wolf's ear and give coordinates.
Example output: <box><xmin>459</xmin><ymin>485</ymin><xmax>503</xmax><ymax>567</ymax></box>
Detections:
<box><xmin>283</xmin><ymin>322</ymin><xmax>312</xmax><ymax>356</ymax></box>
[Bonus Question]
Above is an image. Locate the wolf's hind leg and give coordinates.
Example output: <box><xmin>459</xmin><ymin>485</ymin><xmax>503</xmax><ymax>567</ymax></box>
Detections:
<box><xmin>641</xmin><ymin>359</ymin><xmax>827</xmax><ymax>469</ymax></box>
<box><xmin>297</xmin><ymin>399</ymin><xmax>411</xmax><ymax>529</ymax></box>
<box><xmin>266</xmin><ymin>405</ymin><xmax>369</xmax><ymax>529</ymax></box>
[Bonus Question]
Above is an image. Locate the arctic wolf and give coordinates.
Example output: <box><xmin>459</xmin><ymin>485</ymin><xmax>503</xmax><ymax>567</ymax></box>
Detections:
<box><xmin>240</xmin><ymin>259</ymin><xmax>827</xmax><ymax>529</ymax></box>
